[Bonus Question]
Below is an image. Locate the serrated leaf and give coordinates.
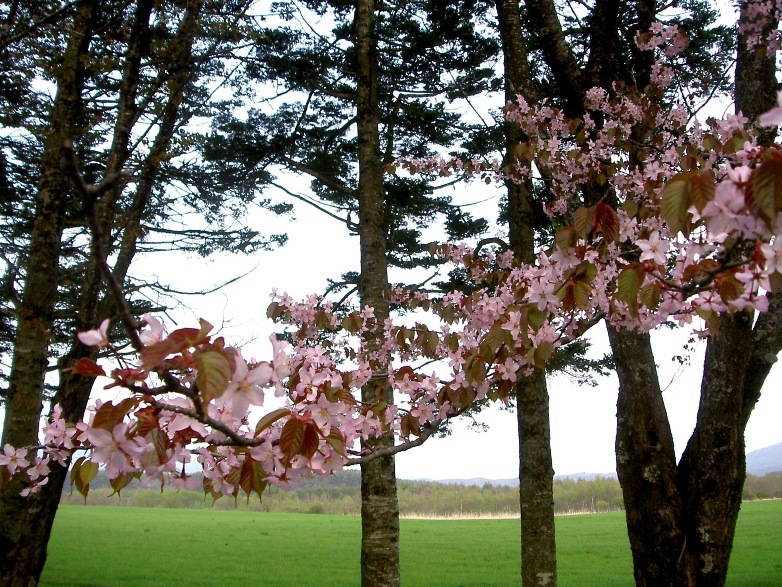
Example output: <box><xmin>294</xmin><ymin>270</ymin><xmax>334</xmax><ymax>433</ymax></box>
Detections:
<box><xmin>464</xmin><ymin>352</ymin><xmax>487</xmax><ymax>385</ymax></box>
<box><xmin>325</xmin><ymin>429</ymin><xmax>346</xmax><ymax>456</ymax></box>
<box><xmin>622</xmin><ymin>199</ymin><xmax>640</xmax><ymax>219</ymax></box>
<box><xmin>481</xmin><ymin>323</ymin><xmax>508</xmax><ymax>362</ymax></box>
<box><xmin>695</xmin><ymin>307</ymin><xmax>720</xmax><ymax>332</ymax></box>
<box><xmin>401</xmin><ymin>413</ymin><xmax>421</xmax><ymax>437</ymax></box>
<box><xmin>194</xmin><ymin>350</ymin><xmax>233</xmax><ymax>404</ymax></box>
<box><xmin>300</xmin><ymin>422</ymin><xmax>320</xmax><ymax>460</ymax></box>
<box><xmin>593</xmin><ymin>202</ymin><xmax>619</xmax><ymax>243</ymax></box>
<box><xmin>109</xmin><ymin>472</ymin><xmax>134</xmax><ymax>496</ymax></box>
<box><xmin>92</xmin><ymin>398</ymin><xmax>137</xmax><ymax>432</ymax></box>
<box><xmin>662</xmin><ymin>171</ymin><xmax>697</xmax><ymax>236</ymax></box>
<box><xmin>79</xmin><ymin>460</ymin><xmax>99</xmax><ymax>485</ymax></box>
<box><xmin>553</xmin><ymin>226</ymin><xmax>577</xmax><ymax>251</ymax></box>
<box><xmin>239</xmin><ymin>458</ymin><xmax>267</xmax><ymax>500</ymax></box>
<box><xmin>717</xmin><ymin>272</ymin><xmax>744</xmax><ymax>302</ymax></box>
<box><xmin>690</xmin><ymin>170</ymin><xmax>716</xmax><ymax>213</ymax></box>
<box><xmin>750</xmin><ymin>159</ymin><xmax>782</xmax><ymax>225</ymax></box>
<box><xmin>72</xmin><ymin>459</ymin><xmax>99</xmax><ymax>500</ymax></box>
<box><xmin>572</xmin><ymin>280</ymin><xmax>592</xmax><ymax>310</ymax></box>
<box><xmin>617</xmin><ymin>265</ymin><xmax>643</xmax><ymax>304</ymax></box>
<box><xmin>527</xmin><ymin>306</ymin><xmax>548</xmax><ymax>332</ymax></box>
<box><xmin>279</xmin><ymin>418</ymin><xmax>305</xmax><ymax>464</ymax></box>
<box><xmin>533</xmin><ymin>341</ymin><xmax>556</xmax><ymax>367</ymax></box>
<box><xmin>422</xmin><ymin>331</ymin><xmax>439</xmax><ymax>358</ymax></box>
<box><xmin>254</xmin><ymin>408</ymin><xmax>290</xmax><ymax>437</ymax></box>
<box><xmin>573</xmin><ymin>206</ymin><xmax>593</xmax><ymax>239</ymax></box>
<box><xmin>639</xmin><ymin>282</ymin><xmax>662</xmax><ymax>310</ymax></box>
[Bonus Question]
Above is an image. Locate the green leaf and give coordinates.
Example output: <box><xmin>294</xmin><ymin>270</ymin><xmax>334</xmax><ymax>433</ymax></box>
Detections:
<box><xmin>573</xmin><ymin>206</ymin><xmax>593</xmax><ymax>239</ymax></box>
<box><xmin>533</xmin><ymin>341</ymin><xmax>556</xmax><ymax>367</ymax></box>
<box><xmin>662</xmin><ymin>171</ymin><xmax>697</xmax><ymax>236</ymax></box>
<box><xmin>553</xmin><ymin>226</ymin><xmax>577</xmax><ymax>251</ymax></box>
<box><xmin>639</xmin><ymin>282</ymin><xmax>662</xmax><ymax>310</ymax></box>
<box><xmin>194</xmin><ymin>349</ymin><xmax>233</xmax><ymax>404</ymax></box>
<box><xmin>572</xmin><ymin>280</ymin><xmax>592</xmax><ymax>310</ymax></box>
<box><xmin>480</xmin><ymin>322</ymin><xmax>508</xmax><ymax>362</ymax></box>
<box><xmin>325</xmin><ymin>429</ymin><xmax>346</xmax><ymax>456</ymax></box>
<box><xmin>617</xmin><ymin>265</ymin><xmax>643</xmax><ymax>305</ymax></box>
<box><xmin>109</xmin><ymin>472</ymin><xmax>135</xmax><ymax>496</ymax></box>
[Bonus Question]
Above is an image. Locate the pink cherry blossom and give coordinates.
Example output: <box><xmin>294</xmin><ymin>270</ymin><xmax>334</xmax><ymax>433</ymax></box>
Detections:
<box><xmin>637</xmin><ymin>232</ymin><xmax>668</xmax><ymax>265</ymax></box>
<box><xmin>139</xmin><ymin>313</ymin><xmax>164</xmax><ymax>345</ymax></box>
<box><xmin>77</xmin><ymin>318</ymin><xmax>110</xmax><ymax>347</ymax></box>
<box><xmin>221</xmin><ymin>353</ymin><xmax>271</xmax><ymax>417</ymax></box>
<box><xmin>84</xmin><ymin>423</ymin><xmax>146</xmax><ymax>478</ymax></box>
<box><xmin>0</xmin><ymin>444</ymin><xmax>30</xmax><ymax>475</ymax></box>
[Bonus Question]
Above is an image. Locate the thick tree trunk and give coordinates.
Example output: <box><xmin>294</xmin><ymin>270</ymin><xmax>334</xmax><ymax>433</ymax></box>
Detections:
<box><xmin>607</xmin><ymin>326</ymin><xmax>696</xmax><ymax>586</ymax></box>
<box><xmin>0</xmin><ymin>3</ymin><xmax>96</xmax><ymax>584</ymax></box>
<box><xmin>495</xmin><ymin>1</ymin><xmax>557</xmax><ymax>584</ymax></box>
<box><xmin>355</xmin><ymin>1</ymin><xmax>400</xmax><ymax>585</ymax></box>
<box><xmin>0</xmin><ymin>4</ymin><xmax>201</xmax><ymax>583</ymax></box>
<box><xmin>677</xmin><ymin>313</ymin><xmax>752</xmax><ymax>587</ymax></box>
<box><xmin>515</xmin><ymin>370</ymin><xmax>556</xmax><ymax>587</ymax></box>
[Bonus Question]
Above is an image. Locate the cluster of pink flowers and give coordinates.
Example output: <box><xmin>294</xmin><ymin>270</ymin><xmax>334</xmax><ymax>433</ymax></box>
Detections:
<box><xmin>739</xmin><ymin>0</ymin><xmax>782</xmax><ymax>52</ymax></box>
<box><xmin>4</xmin><ymin>20</ymin><xmax>782</xmax><ymax>502</ymax></box>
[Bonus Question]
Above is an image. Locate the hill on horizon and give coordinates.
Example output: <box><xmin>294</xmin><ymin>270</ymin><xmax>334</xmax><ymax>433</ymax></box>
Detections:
<box><xmin>407</xmin><ymin>442</ymin><xmax>782</xmax><ymax>487</ymax></box>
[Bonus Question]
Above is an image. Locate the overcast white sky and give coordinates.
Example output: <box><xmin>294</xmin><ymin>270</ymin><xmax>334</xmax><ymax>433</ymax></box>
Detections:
<box><xmin>130</xmin><ymin>186</ymin><xmax>782</xmax><ymax>481</ymax></box>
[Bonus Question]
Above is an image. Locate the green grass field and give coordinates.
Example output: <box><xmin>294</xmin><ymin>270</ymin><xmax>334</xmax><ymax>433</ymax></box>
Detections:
<box><xmin>38</xmin><ymin>500</ymin><xmax>782</xmax><ymax>586</ymax></box>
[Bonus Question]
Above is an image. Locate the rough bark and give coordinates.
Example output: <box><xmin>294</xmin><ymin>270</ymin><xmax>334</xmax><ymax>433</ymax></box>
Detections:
<box><xmin>0</xmin><ymin>3</ymin><xmax>202</xmax><ymax>584</ymax></box>
<box><xmin>523</xmin><ymin>0</ymin><xmax>584</xmax><ymax>114</ymax></box>
<box><xmin>355</xmin><ymin>1</ymin><xmax>400</xmax><ymax>585</ymax></box>
<box><xmin>515</xmin><ymin>369</ymin><xmax>557</xmax><ymax>587</ymax></box>
<box><xmin>607</xmin><ymin>326</ymin><xmax>696</xmax><ymax>586</ymax></box>
<box><xmin>0</xmin><ymin>3</ymin><xmax>96</xmax><ymax>584</ymax></box>
<box><xmin>495</xmin><ymin>1</ymin><xmax>557</xmax><ymax>584</ymax></box>
<box><xmin>677</xmin><ymin>313</ymin><xmax>752</xmax><ymax>587</ymax></box>
<box><xmin>735</xmin><ymin>0</ymin><xmax>779</xmax><ymax>146</ymax></box>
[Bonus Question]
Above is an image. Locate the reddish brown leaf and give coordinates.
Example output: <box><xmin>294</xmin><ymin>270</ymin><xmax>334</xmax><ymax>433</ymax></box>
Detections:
<box><xmin>592</xmin><ymin>202</ymin><xmax>620</xmax><ymax>243</ymax></box>
<box><xmin>254</xmin><ymin>408</ymin><xmax>290</xmax><ymax>437</ymax></box>
<box><xmin>239</xmin><ymin>457</ymin><xmax>267</xmax><ymax>500</ymax></box>
<box><xmin>301</xmin><ymin>421</ymin><xmax>320</xmax><ymax>460</ymax></box>
<box><xmin>750</xmin><ymin>158</ymin><xmax>782</xmax><ymax>226</ymax></box>
<box><xmin>72</xmin><ymin>358</ymin><xmax>106</xmax><ymax>378</ymax></box>
<box><xmin>279</xmin><ymin>418</ymin><xmax>304</xmax><ymax>461</ymax></box>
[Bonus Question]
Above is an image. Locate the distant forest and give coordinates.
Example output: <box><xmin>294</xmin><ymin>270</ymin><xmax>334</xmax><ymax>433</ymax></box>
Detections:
<box><xmin>60</xmin><ymin>470</ymin><xmax>782</xmax><ymax>517</ymax></box>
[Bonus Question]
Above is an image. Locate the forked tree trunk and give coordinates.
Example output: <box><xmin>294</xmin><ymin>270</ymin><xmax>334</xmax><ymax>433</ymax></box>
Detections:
<box><xmin>610</xmin><ymin>2</ymin><xmax>780</xmax><ymax>584</ymax></box>
<box><xmin>355</xmin><ymin>0</ymin><xmax>401</xmax><ymax>585</ymax></box>
<box><xmin>607</xmin><ymin>326</ymin><xmax>696</xmax><ymax>586</ymax></box>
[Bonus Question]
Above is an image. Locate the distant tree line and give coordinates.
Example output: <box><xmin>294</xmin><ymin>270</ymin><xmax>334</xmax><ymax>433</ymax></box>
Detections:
<box><xmin>60</xmin><ymin>470</ymin><xmax>782</xmax><ymax>517</ymax></box>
